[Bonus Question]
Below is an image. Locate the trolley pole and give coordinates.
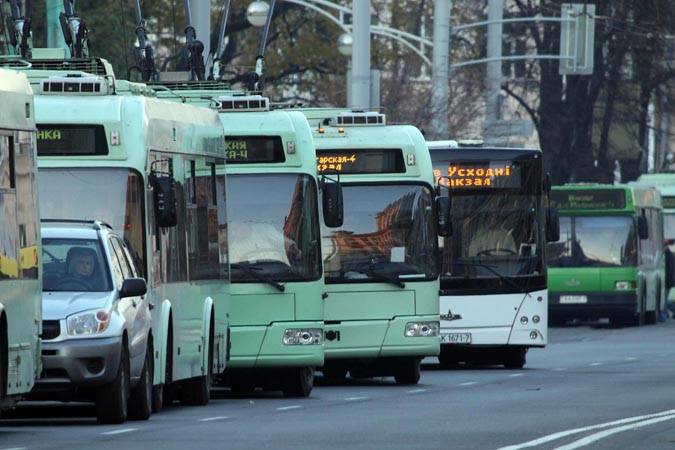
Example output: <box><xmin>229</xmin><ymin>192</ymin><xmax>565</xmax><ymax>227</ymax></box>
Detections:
<box><xmin>485</xmin><ymin>0</ymin><xmax>504</xmax><ymax>138</ymax></box>
<box><xmin>431</xmin><ymin>0</ymin><xmax>451</xmax><ymax>139</ymax></box>
<box><xmin>351</xmin><ymin>0</ymin><xmax>371</xmax><ymax>110</ymax></box>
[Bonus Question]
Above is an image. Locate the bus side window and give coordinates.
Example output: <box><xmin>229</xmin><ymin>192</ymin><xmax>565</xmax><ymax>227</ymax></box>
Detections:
<box><xmin>0</xmin><ymin>134</ymin><xmax>18</xmax><ymax>280</ymax></box>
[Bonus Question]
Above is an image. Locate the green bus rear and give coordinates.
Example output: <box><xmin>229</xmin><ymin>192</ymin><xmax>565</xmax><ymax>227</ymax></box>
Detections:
<box><xmin>547</xmin><ymin>184</ymin><xmax>666</xmax><ymax>326</ymax></box>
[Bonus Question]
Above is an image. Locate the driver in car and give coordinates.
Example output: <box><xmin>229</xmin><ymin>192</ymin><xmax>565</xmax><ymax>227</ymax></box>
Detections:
<box><xmin>63</xmin><ymin>247</ymin><xmax>99</xmax><ymax>290</ymax></box>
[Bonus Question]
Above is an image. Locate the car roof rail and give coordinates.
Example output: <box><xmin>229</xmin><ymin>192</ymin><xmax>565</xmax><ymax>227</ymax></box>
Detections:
<box><xmin>41</xmin><ymin>218</ymin><xmax>113</xmax><ymax>231</ymax></box>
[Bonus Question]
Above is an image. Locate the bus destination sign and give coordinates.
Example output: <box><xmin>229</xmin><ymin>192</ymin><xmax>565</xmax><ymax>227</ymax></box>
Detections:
<box><xmin>36</xmin><ymin>124</ymin><xmax>108</xmax><ymax>156</ymax></box>
<box><xmin>316</xmin><ymin>149</ymin><xmax>405</xmax><ymax>174</ymax></box>
<box><xmin>550</xmin><ymin>190</ymin><xmax>626</xmax><ymax>210</ymax></box>
<box><xmin>434</xmin><ymin>162</ymin><xmax>517</xmax><ymax>188</ymax></box>
<box><xmin>662</xmin><ymin>196</ymin><xmax>675</xmax><ymax>209</ymax></box>
<box><xmin>225</xmin><ymin>136</ymin><xmax>285</xmax><ymax>164</ymax></box>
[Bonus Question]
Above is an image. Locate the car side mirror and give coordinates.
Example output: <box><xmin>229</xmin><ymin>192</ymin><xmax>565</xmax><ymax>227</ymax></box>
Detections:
<box><xmin>150</xmin><ymin>174</ymin><xmax>178</xmax><ymax>228</ymax></box>
<box><xmin>321</xmin><ymin>178</ymin><xmax>344</xmax><ymax>228</ymax></box>
<box><xmin>436</xmin><ymin>196</ymin><xmax>451</xmax><ymax>237</ymax></box>
<box><xmin>120</xmin><ymin>278</ymin><xmax>147</xmax><ymax>298</ymax></box>
<box><xmin>546</xmin><ymin>207</ymin><xmax>560</xmax><ymax>242</ymax></box>
<box><xmin>638</xmin><ymin>215</ymin><xmax>649</xmax><ymax>240</ymax></box>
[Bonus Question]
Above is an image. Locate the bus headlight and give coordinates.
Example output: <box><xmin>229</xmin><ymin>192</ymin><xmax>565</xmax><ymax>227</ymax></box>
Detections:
<box><xmin>66</xmin><ymin>309</ymin><xmax>111</xmax><ymax>336</ymax></box>
<box><xmin>615</xmin><ymin>281</ymin><xmax>634</xmax><ymax>291</ymax></box>
<box><xmin>404</xmin><ymin>321</ymin><xmax>439</xmax><ymax>337</ymax></box>
<box><xmin>283</xmin><ymin>328</ymin><xmax>322</xmax><ymax>345</ymax></box>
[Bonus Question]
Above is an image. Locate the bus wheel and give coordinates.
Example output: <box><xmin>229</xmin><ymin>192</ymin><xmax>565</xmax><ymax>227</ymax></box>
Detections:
<box><xmin>128</xmin><ymin>345</ymin><xmax>153</xmax><ymax>420</ymax></box>
<box><xmin>394</xmin><ymin>358</ymin><xmax>421</xmax><ymax>385</ymax></box>
<box><xmin>503</xmin><ymin>348</ymin><xmax>526</xmax><ymax>369</ymax></box>
<box><xmin>96</xmin><ymin>345</ymin><xmax>130</xmax><ymax>424</ymax></box>
<box><xmin>282</xmin><ymin>367</ymin><xmax>314</xmax><ymax>398</ymax></box>
<box><xmin>646</xmin><ymin>282</ymin><xmax>661</xmax><ymax>324</ymax></box>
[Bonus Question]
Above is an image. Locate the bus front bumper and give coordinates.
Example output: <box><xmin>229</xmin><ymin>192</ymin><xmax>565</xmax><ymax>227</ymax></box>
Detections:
<box><xmin>324</xmin><ymin>315</ymin><xmax>440</xmax><ymax>360</ymax></box>
<box><xmin>549</xmin><ymin>292</ymin><xmax>637</xmax><ymax>319</ymax></box>
<box><xmin>227</xmin><ymin>321</ymin><xmax>324</xmax><ymax>369</ymax></box>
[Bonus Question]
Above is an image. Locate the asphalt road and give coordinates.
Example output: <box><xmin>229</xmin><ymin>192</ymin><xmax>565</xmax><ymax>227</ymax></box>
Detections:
<box><xmin>4</xmin><ymin>321</ymin><xmax>675</xmax><ymax>450</ymax></box>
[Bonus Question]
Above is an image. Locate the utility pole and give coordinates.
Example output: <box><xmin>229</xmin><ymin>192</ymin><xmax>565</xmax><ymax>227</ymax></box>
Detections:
<box><xmin>191</xmin><ymin>0</ymin><xmax>210</xmax><ymax>66</ymax></box>
<box><xmin>485</xmin><ymin>0</ymin><xmax>503</xmax><ymax>140</ymax></box>
<box><xmin>431</xmin><ymin>0</ymin><xmax>451</xmax><ymax>139</ymax></box>
<box><xmin>351</xmin><ymin>0</ymin><xmax>371</xmax><ymax>110</ymax></box>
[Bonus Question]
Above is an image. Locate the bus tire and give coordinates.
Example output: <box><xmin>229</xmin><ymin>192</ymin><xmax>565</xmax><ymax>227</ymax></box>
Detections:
<box><xmin>0</xmin><ymin>315</ymin><xmax>7</xmax><ymax>401</ymax></box>
<box><xmin>646</xmin><ymin>281</ymin><xmax>661</xmax><ymax>324</ymax></box>
<box><xmin>96</xmin><ymin>344</ymin><xmax>130</xmax><ymax>424</ymax></box>
<box><xmin>180</xmin><ymin>324</ymin><xmax>213</xmax><ymax>406</ymax></box>
<box><xmin>503</xmin><ymin>347</ymin><xmax>526</xmax><ymax>369</ymax></box>
<box><xmin>128</xmin><ymin>345</ymin><xmax>153</xmax><ymax>421</ymax></box>
<box><xmin>153</xmin><ymin>325</ymin><xmax>173</xmax><ymax>412</ymax></box>
<box><xmin>282</xmin><ymin>367</ymin><xmax>314</xmax><ymax>398</ymax></box>
<box><xmin>394</xmin><ymin>358</ymin><xmax>421</xmax><ymax>385</ymax></box>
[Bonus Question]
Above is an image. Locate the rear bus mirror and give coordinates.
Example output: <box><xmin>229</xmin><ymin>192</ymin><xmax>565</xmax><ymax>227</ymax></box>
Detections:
<box><xmin>321</xmin><ymin>179</ymin><xmax>344</xmax><ymax>228</ymax></box>
<box><xmin>120</xmin><ymin>278</ymin><xmax>147</xmax><ymax>298</ymax></box>
<box><xmin>546</xmin><ymin>207</ymin><xmax>560</xmax><ymax>242</ymax></box>
<box><xmin>638</xmin><ymin>215</ymin><xmax>649</xmax><ymax>240</ymax></box>
<box><xmin>150</xmin><ymin>174</ymin><xmax>178</xmax><ymax>228</ymax></box>
<box><xmin>436</xmin><ymin>196</ymin><xmax>451</xmax><ymax>237</ymax></box>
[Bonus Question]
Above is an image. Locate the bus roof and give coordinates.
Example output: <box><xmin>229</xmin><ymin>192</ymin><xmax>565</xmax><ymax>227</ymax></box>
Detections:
<box><xmin>552</xmin><ymin>183</ymin><xmax>661</xmax><ymax>213</ymax></box>
<box><xmin>0</xmin><ymin>69</ymin><xmax>34</xmax><ymax>132</ymax></box>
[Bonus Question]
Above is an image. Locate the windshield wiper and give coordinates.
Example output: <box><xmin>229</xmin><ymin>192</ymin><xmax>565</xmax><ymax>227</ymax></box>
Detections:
<box><xmin>345</xmin><ymin>262</ymin><xmax>406</xmax><ymax>289</ymax></box>
<box><xmin>230</xmin><ymin>262</ymin><xmax>285</xmax><ymax>292</ymax></box>
<box><xmin>453</xmin><ymin>260</ymin><xmax>526</xmax><ymax>294</ymax></box>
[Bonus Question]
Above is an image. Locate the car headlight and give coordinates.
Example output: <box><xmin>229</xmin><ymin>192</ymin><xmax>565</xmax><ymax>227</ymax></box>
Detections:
<box><xmin>615</xmin><ymin>281</ymin><xmax>635</xmax><ymax>291</ymax></box>
<box><xmin>283</xmin><ymin>328</ymin><xmax>322</xmax><ymax>345</ymax></box>
<box><xmin>405</xmin><ymin>321</ymin><xmax>439</xmax><ymax>337</ymax></box>
<box><xmin>66</xmin><ymin>309</ymin><xmax>111</xmax><ymax>336</ymax></box>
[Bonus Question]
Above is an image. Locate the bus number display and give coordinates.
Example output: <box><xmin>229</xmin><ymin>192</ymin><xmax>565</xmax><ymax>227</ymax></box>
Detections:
<box><xmin>434</xmin><ymin>162</ymin><xmax>516</xmax><ymax>188</ymax></box>
<box><xmin>662</xmin><ymin>196</ymin><xmax>675</xmax><ymax>209</ymax></box>
<box><xmin>316</xmin><ymin>149</ymin><xmax>405</xmax><ymax>174</ymax></box>
<box><xmin>225</xmin><ymin>136</ymin><xmax>285</xmax><ymax>164</ymax></box>
<box><xmin>36</xmin><ymin>124</ymin><xmax>108</xmax><ymax>156</ymax></box>
<box><xmin>550</xmin><ymin>190</ymin><xmax>626</xmax><ymax>210</ymax></box>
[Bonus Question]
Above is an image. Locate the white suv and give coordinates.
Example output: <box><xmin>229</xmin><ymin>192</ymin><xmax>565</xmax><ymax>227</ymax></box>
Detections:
<box><xmin>34</xmin><ymin>220</ymin><xmax>152</xmax><ymax>424</ymax></box>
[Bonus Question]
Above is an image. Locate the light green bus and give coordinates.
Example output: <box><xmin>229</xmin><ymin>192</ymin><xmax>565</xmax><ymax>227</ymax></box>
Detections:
<box><xmin>547</xmin><ymin>184</ymin><xmax>667</xmax><ymax>326</ymax></box>
<box><xmin>152</xmin><ymin>86</ymin><xmax>334</xmax><ymax>397</ymax></box>
<box><xmin>302</xmin><ymin>108</ymin><xmax>441</xmax><ymax>384</ymax></box>
<box><xmin>0</xmin><ymin>69</ymin><xmax>42</xmax><ymax>411</ymax></box>
<box><xmin>3</xmin><ymin>55</ymin><xmax>230</xmax><ymax>409</ymax></box>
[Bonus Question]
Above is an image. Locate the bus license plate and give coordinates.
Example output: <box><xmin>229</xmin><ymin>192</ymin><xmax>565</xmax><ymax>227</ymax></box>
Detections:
<box><xmin>441</xmin><ymin>333</ymin><xmax>472</xmax><ymax>344</ymax></box>
<box><xmin>560</xmin><ymin>295</ymin><xmax>588</xmax><ymax>304</ymax></box>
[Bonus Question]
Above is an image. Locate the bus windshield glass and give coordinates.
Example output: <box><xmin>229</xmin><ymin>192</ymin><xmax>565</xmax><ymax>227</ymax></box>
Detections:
<box><xmin>227</xmin><ymin>173</ymin><xmax>321</xmax><ymax>282</ymax></box>
<box><xmin>37</xmin><ymin>168</ymin><xmax>145</xmax><ymax>274</ymax></box>
<box><xmin>321</xmin><ymin>184</ymin><xmax>437</xmax><ymax>284</ymax></box>
<box><xmin>547</xmin><ymin>216</ymin><xmax>638</xmax><ymax>268</ymax></box>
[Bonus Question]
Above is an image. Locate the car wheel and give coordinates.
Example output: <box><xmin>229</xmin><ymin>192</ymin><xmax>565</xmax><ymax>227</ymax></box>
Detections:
<box><xmin>282</xmin><ymin>367</ymin><xmax>314</xmax><ymax>398</ymax></box>
<box><xmin>96</xmin><ymin>345</ymin><xmax>129</xmax><ymax>424</ymax></box>
<box><xmin>128</xmin><ymin>346</ymin><xmax>153</xmax><ymax>420</ymax></box>
<box><xmin>394</xmin><ymin>358</ymin><xmax>421</xmax><ymax>385</ymax></box>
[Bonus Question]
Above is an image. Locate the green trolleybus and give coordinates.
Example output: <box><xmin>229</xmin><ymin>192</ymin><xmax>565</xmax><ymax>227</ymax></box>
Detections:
<box><xmin>0</xmin><ymin>69</ymin><xmax>42</xmax><ymax>411</ymax></box>
<box><xmin>307</xmin><ymin>109</ymin><xmax>440</xmax><ymax>384</ymax></box>
<box><xmin>428</xmin><ymin>142</ymin><xmax>556</xmax><ymax>369</ymax></box>
<box><xmin>548</xmin><ymin>184</ymin><xmax>666</xmax><ymax>326</ymax></box>
<box><xmin>6</xmin><ymin>56</ymin><xmax>230</xmax><ymax>409</ymax></box>
<box><xmin>152</xmin><ymin>86</ymin><xmax>332</xmax><ymax>397</ymax></box>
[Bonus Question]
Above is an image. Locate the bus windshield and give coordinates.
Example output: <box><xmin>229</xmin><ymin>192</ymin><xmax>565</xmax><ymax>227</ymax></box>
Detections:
<box><xmin>322</xmin><ymin>184</ymin><xmax>437</xmax><ymax>284</ymax></box>
<box><xmin>547</xmin><ymin>216</ymin><xmax>637</xmax><ymax>268</ymax></box>
<box><xmin>37</xmin><ymin>168</ymin><xmax>145</xmax><ymax>274</ymax></box>
<box><xmin>227</xmin><ymin>173</ymin><xmax>321</xmax><ymax>282</ymax></box>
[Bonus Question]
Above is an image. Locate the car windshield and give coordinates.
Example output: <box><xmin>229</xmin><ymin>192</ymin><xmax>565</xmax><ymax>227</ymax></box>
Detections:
<box><xmin>227</xmin><ymin>173</ymin><xmax>321</xmax><ymax>282</ymax></box>
<box><xmin>440</xmin><ymin>193</ymin><xmax>543</xmax><ymax>279</ymax></box>
<box><xmin>547</xmin><ymin>215</ymin><xmax>638</xmax><ymax>268</ymax></box>
<box><xmin>38</xmin><ymin>168</ymin><xmax>145</xmax><ymax>275</ymax></box>
<box><xmin>42</xmin><ymin>238</ymin><xmax>112</xmax><ymax>292</ymax></box>
<box><xmin>322</xmin><ymin>184</ymin><xmax>437</xmax><ymax>283</ymax></box>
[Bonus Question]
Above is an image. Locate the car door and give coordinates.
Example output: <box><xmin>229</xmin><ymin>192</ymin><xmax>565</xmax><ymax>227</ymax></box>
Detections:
<box><xmin>109</xmin><ymin>237</ymin><xmax>143</xmax><ymax>366</ymax></box>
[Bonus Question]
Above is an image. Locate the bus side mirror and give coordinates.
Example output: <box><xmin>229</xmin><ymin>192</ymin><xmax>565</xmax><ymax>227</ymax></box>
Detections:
<box><xmin>150</xmin><ymin>174</ymin><xmax>178</xmax><ymax>228</ymax></box>
<box><xmin>638</xmin><ymin>215</ymin><xmax>649</xmax><ymax>240</ymax></box>
<box><xmin>436</xmin><ymin>196</ymin><xmax>451</xmax><ymax>237</ymax></box>
<box><xmin>546</xmin><ymin>207</ymin><xmax>560</xmax><ymax>242</ymax></box>
<box><xmin>322</xmin><ymin>179</ymin><xmax>344</xmax><ymax>228</ymax></box>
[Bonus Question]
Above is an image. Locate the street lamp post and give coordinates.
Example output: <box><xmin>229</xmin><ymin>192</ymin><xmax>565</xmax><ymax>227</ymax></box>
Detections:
<box><xmin>350</xmin><ymin>1</ymin><xmax>371</xmax><ymax>110</ymax></box>
<box><xmin>431</xmin><ymin>0</ymin><xmax>451</xmax><ymax>140</ymax></box>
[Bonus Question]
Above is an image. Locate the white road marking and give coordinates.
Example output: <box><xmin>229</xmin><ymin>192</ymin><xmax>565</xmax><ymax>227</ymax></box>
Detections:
<box><xmin>625</xmin><ymin>357</ymin><xmax>638</xmax><ymax>361</ymax></box>
<box><xmin>508</xmin><ymin>373</ymin><xmax>524</xmax><ymax>378</ymax></box>
<box><xmin>276</xmin><ymin>405</ymin><xmax>302</xmax><ymax>411</ymax></box>
<box><xmin>459</xmin><ymin>382</ymin><xmax>477</xmax><ymax>386</ymax></box>
<box><xmin>589</xmin><ymin>362</ymin><xmax>602</xmax><ymax>367</ymax></box>
<box><xmin>407</xmin><ymin>389</ymin><xmax>428</xmax><ymax>393</ymax></box>
<box><xmin>497</xmin><ymin>409</ymin><xmax>675</xmax><ymax>450</ymax></box>
<box><xmin>553</xmin><ymin>414</ymin><xmax>675</xmax><ymax>450</ymax></box>
<box><xmin>553</xmin><ymin>368</ymin><xmax>566</xmax><ymax>371</ymax></box>
<box><xmin>100</xmin><ymin>428</ymin><xmax>138</xmax><ymax>436</ymax></box>
<box><xmin>345</xmin><ymin>396</ymin><xmax>368</xmax><ymax>401</ymax></box>
<box><xmin>1</xmin><ymin>447</ymin><xmax>28</xmax><ymax>450</ymax></box>
<box><xmin>198</xmin><ymin>416</ymin><xmax>230</xmax><ymax>422</ymax></box>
